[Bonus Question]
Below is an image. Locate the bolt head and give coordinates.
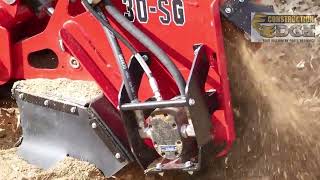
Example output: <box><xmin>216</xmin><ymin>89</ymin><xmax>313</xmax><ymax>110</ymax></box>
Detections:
<box><xmin>115</xmin><ymin>153</ymin><xmax>121</xmax><ymax>159</ymax></box>
<box><xmin>185</xmin><ymin>161</ymin><xmax>193</xmax><ymax>168</ymax></box>
<box><xmin>239</xmin><ymin>0</ymin><xmax>245</xmax><ymax>2</ymax></box>
<box><xmin>70</xmin><ymin>107</ymin><xmax>77</xmax><ymax>113</ymax></box>
<box><xmin>156</xmin><ymin>163</ymin><xmax>162</xmax><ymax>170</ymax></box>
<box><xmin>91</xmin><ymin>122</ymin><xmax>97</xmax><ymax>129</ymax></box>
<box><xmin>19</xmin><ymin>94</ymin><xmax>24</xmax><ymax>99</ymax></box>
<box><xmin>188</xmin><ymin>98</ymin><xmax>196</xmax><ymax>106</ymax></box>
<box><xmin>69</xmin><ymin>57</ymin><xmax>80</xmax><ymax>69</ymax></box>
<box><xmin>44</xmin><ymin>100</ymin><xmax>49</xmax><ymax>106</ymax></box>
<box><xmin>225</xmin><ymin>7</ymin><xmax>232</xmax><ymax>14</ymax></box>
<box><xmin>142</xmin><ymin>55</ymin><xmax>149</xmax><ymax>61</ymax></box>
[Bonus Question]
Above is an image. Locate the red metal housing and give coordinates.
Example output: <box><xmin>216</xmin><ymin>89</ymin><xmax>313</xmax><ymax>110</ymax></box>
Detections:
<box><xmin>0</xmin><ymin>0</ymin><xmax>235</xmax><ymax>157</ymax></box>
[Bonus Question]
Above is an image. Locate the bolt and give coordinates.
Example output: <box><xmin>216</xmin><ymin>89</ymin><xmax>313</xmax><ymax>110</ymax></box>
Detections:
<box><xmin>44</xmin><ymin>100</ymin><xmax>49</xmax><ymax>106</ymax></box>
<box><xmin>142</xmin><ymin>55</ymin><xmax>149</xmax><ymax>61</ymax></box>
<box><xmin>185</xmin><ymin>161</ymin><xmax>193</xmax><ymax>168</ymax></box>
<box><xmin>158</xmin><ymin>172</ymin><xmax>164</xmax><ymax>176</ymax></box>
<box><xmin>69</xmin><ymin>57</ymin><xmax>80</xmax><ymax>69</ymax></box>
<box><xmin>188</xmin><ymin>98</ymin><xmax>196</xmax><ymax>106</ymax></box>
<box><xmin>91</xmin><ymin>122</ymin><xmax>97</xmax><ymax>129</ymax></box>
<box><xmin>87</xmin><ymin>0</ymin><xmax>93</xmax><ymax>4</ymax></box>
<box><xmin>46</xmin><ymin>7</ymin><xmax>54</xmax><ymax>15</ymax></box>
<box><xmin>156</xmin><ymin>163</ymin><xmax>162</xmax><ymax>170</ymax></box>
<box><xmin>19</xmin><ymin>93</ymin><xmax>24</xmax><ymax>99</ymax></box>
<box><xmin>239</xmin><ymin>0</ymin><xmax>245</xmax><ymax>2</ymax></box>
<box><xmin>70</xmin><ymin>107</ymin><xmax>77</xmax><ymax>113</ymax></box>
<box><xmin>225</xmin><ymin>7</ymin><xmax>232</xmax><ymax>14</ymax></box>
<box><xmin>188</xmin><ymin>171</ymin><xmax>194</xmax><ymax>175</ymax></box>
<box><xmin>115</xmin><ymin>153</ymin><xmax>121</xmax><ymax>159</ymax></box>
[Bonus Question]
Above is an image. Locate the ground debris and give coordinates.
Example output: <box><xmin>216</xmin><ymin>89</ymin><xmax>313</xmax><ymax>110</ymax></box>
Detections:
<box><xmin>0</xmin><ymin>128</ymin><xmax>6</xmax><ymax>138</ymax></box>
<box><xmin>0</xmin><ymin>148</ymin><xmax>105</xmax><ymax>180</ymax></box>
<box><xmin>13</xmin><ymin>78</ymin><xmax>102</xmax><ymax>105</ymax></box>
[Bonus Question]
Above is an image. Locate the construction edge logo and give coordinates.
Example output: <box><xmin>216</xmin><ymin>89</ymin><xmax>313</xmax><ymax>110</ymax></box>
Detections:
<box><xmin>251</xmin><ymin>13</ymin><xmax>317</xmax><ymax>42</ymax></box>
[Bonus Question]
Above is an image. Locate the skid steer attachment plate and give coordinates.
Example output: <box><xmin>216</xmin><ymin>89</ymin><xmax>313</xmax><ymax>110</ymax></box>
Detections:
<box><xmin>13</xmin><ymin>87</ymin><xmax>131</xmax><ymax>177</ymax></box>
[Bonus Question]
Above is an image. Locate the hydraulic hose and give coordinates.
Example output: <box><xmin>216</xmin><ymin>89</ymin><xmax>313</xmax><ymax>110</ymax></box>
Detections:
<box><xmin>95</xmin><ymin>6</ymin><xmax>137</xmax><ymax>101</ymax></box>
<box><xmin>82</xmin><ymin>0</ymin><xmax>137</xmax><ymax>54</ymax></box>
<box><xmin>92</xmin><ymin>4</ymin><xmax>148</xmax><ymax>137</ymax></box>
<box><xmin>83</xmin><ymin>1</ymin><xmax>162</xmax><ymax>100</ymax></box>
<box><xmin>103</xmin><ymin>0</ymin><xmax>186</xmax><ymax>96</ymax></box>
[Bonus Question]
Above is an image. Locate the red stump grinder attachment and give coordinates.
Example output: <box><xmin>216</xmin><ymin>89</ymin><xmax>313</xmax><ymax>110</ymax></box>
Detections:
<box><xmin>0</xmin><ymin>0</ymin><xmax>270</xmax><ymax>177</ymax></box>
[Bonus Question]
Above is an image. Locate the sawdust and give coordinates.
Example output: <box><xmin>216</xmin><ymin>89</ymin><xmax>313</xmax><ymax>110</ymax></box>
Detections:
<box><xmin>196</xmin><ymin>1</ymin><xmax>320</xmax><ymax>179</ymax></box>
<box><xmin>0</xmin><ymin>84</ymin><xmax>107</xmax><ymax>180</ymax></box>
<box><xmin>220</xmin><ymin>36</ymin><xmax>320</xmax><ymax>179</ymax></box>
<box><xmin>0</xmin><ymin>148</ymin><xmax>105</xmax><ymax>180</ymax></box>
<box><xmin>14</xmin><ymin>78</ymin><xmax>102</xmax><ymax>105</ymax></box>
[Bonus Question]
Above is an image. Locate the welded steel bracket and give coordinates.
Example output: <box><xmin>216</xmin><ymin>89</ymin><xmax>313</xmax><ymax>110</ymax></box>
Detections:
<box><xmin>119</xmin><ymin>45</ymin><xmax>215</xmax><ymax>173</ymax></box>
<box><xmin>13</xmin><ymin>89</ymin><xmax>132</xmax><ymax>177</ymax></box>
<box><xmin>221</xmin><ymin>0</ymin><xmax>274</xmax><ymax>35</ymax></box>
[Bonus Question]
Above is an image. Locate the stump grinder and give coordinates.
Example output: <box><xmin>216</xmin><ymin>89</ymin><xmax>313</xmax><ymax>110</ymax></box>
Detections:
<box><xmin>0</xmin><ymin>0</ymin><xmax>273</xmax><ymax>177</ymax></box>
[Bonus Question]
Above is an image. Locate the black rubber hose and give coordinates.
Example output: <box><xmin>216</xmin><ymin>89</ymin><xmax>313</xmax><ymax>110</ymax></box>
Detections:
<box><xmin>82</xmin><ymin>0</ymin><xmax>138</xmax><ymax>54</ymax></box>
<box><xmin>103</xmin><ymin>0</ymin><xmax>186</xmax><ymax>96</ymax></box>
<box><xmin>95</xmin><ymin>6</ymin><xmax>138</xmax><ymax>102</ymax></box>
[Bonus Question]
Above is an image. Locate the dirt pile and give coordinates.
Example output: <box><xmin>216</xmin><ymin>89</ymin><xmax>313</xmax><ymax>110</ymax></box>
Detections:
<box><xmin>0</xmin><ymin>81</ymin><xmax>107</xmax><ymax>180</ymax></box>
<box><xmin>14</xmin><ymin>78</ymin><xmax>102</xmax><ymax>105</ymax></box>
<box><xmin>0</xmin><ymin>98</ymin><xmax>20</xmax><ymax>150</ymax></box>
<box><xmin>0</xmin><ymin>148</ymin><xmax>105</xmax><ymax>180</ymax></box>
